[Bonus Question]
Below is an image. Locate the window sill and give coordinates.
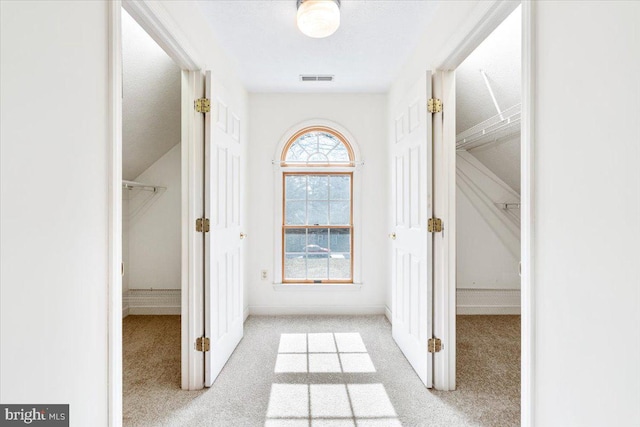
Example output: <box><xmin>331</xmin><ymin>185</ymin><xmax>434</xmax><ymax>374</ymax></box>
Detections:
<box><xmin>272</xmin><ymin>283</ymin><xmax>362</xmax><ymax>292</ymax></box>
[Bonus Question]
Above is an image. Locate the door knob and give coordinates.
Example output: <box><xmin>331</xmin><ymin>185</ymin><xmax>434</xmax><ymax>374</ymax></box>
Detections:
<box><xmin>389</xmin><ymin>232</ymin><xmax>396</xmax><ymax>240</ymax></box>
<box><xmin>240</xmin><ymin>232</ymin><xmax>247</xmax><ymax>240</ymax></box>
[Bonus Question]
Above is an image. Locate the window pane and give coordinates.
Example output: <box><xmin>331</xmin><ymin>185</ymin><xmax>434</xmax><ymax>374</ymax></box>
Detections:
<box><xmin>308</xmin><ymin>176</ymin><xmax>328</xmax><ymax>200</ymax></box>
<box><xmin>284</xmin><ymin>256</ymin><xmax>306</xmax><ymax>280</ymax></box>
<box><xmin>329</xmin><ymin>257</ymin><xmax>351</xmax><ymax>280</ymax></box>
<box><xmin>326</xmin><ymin>142</ymin><xmax>349</xmax><ymax>162</ymax></box>
<box><xmin>285</xmin><ymin>229</ymin><xmax>306</xmax><ymax>253</ymax></box>
<box><xmin>329</xmin><ymin>201</ymin><xmax>350</xmax><ymax>225</ymax></box>
<box><xmin>285</xmin><ymin>201</ymin><xmax>306</xmax><ymax>225</ymax></box>
<box><xmin>308</xmin><ymin>201</ymin><xmax>328</xmax><ymax>225</ymax></box>
<box><xmin>285</xmin><ymin>175</ymin><xmax>307</xmax><ymax>200</ymax></box>
<box><xmin>329</xmin><ymin>228</ymin><xmax>351</xmax><ymax>253</ymax></box>
<box><xmin>307</xmin><ymin>228</ymin><xmax>329</xmax><ymax>252</ymax></box>
<box><xmin>285</xmin><ymin>228</ymin><xmax>308</xmax><ymax>280</ymax></box>
<box><xmin>329</xmin><ymin>176</ymin><xmax>350</xmax><ymax>200</ymax></box>
<box><xmin>285</xmin><ymin>142</ymin><xmax>306</xmax><ymax>162</ymax></box>
<box><xmin>295</xmin><ymin>134</ymin><xmax>317</xmax><ymax>155</ymax></box>
<box><xmin>328</xmin><ymin>228</ymin><xmax>351</xmax><ymax>280</ymax></box>
<box><xmin>306</xmin><ymin>228</ymin><xmax>329</xmax><ymax>280</ymax></box>
<box><xmin>307</xmin><ymin>257</ymin><xmax>328</xmax><ymax>279</ymax></box>
<box><xmin>283</xmin><ymin>130</ymin><xmax>352</xmax><ymax>165</ymax></box>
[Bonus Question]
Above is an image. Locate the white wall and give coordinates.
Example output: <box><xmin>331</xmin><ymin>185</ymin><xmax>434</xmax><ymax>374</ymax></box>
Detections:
<box><xmin>0</xmin><ymin>1</ymin><xmax>248</xmax><ymax>425</ymax></box>
<box><xmin>456</xmin><ymin>187</ymin><xmax>519</xmax><ymax>290</ymax></box>
<box><xmin>0</xmin><ymin>0</ymin><xmax>109</xmax><ymax>423</ymax></box>
<box><xmin>533</xmin><ymin>2</ymin><xmax>640</xmax><ymax>425</ymax></box>
<box><xmin>456</xmin><ymin>150</ymin><xmax>520</xmax><ymax>291</ymax></box>
<box><xmin>247</xmin><ymin>94</ymin><xmax>388</xmax><ymax>314</ymax></box>
<box><xmin>456</xmin><ymin>149</ymin><xmax>520</xmax><ymax>314</ymax></box>
<box><xmin>128</xmin><ymin>143</ymin><xmax>181</xmax><ymax>290</ymax></box>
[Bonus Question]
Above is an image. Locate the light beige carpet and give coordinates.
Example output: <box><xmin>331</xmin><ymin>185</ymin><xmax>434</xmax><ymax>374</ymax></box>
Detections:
<box><xmin>123</xmin><ymin>315</ymin><xmax>520</xmax><ymax>426</ymax></box>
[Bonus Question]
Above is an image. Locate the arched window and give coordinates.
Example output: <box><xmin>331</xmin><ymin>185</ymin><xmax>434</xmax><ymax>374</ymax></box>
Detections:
<box><xmin>281</xmin><ymin>127</ymin><xmax>355</xmax><ymax>283</ymax></box>
<box><xmin>281</xmin><ymin>127</ymin><xmax>355</xmax><ymax>167</ymax></box>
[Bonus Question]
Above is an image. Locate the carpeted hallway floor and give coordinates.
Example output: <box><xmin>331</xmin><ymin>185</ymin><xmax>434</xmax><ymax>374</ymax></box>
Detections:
<box><xmin>123</xmin><ymin>315</ymin><xmax>520</xmax><ymax>426</ymax></box>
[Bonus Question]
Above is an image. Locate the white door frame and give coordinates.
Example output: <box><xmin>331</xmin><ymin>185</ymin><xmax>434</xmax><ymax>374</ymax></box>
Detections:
<box><xmin>431</xmin><ymin>1</ymin><xmax>534</xmax><ymax>426</ymax></box>
<box><xmin>108</xmin><ymin>1</ymin><xmax>206</xmax><ymax>425</ymax></box>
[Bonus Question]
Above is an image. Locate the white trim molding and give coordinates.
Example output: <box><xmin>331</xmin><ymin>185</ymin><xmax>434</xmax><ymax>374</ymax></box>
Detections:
<box><xmin>384</xmin><ymin>305</ymin><xmax>393</xmax><ymax>324</ymax></box>
<box><xmin>108</xmin><ymin>2</ymin><xmax>123</xmax><ymax>425</ymax></box>
<box><xmin>457</xmin><ymin>288</ymin><xmax>521</xmax><ymax>315</ymax></box>
<box><xmin>248</xmin><ymin>305</ymin><xmax>385</xmax><ymax>316</ymax></box>
<box><xmin>437</xmin><ymin>1</ymin><xmax>520</xmax><ymax>71</ymax></box>
<box><xmin>272</xmin><ymin>283</ymin><xmax>362</xmax><ymax>291</ymax></box>
<box><xmin>122</xmin><ymin>0</ymin><xmax>201</xmax><ymax>71</ymax></box>
<box><xmin>520</xmin><ymin>2</ymin><xmax>535</xmax><ymax>426</ymax></box>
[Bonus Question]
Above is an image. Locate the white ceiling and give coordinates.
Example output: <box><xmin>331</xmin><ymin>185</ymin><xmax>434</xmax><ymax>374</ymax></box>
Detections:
<box><xmin>196</xmin><ymin>0</ymin><xmax>440</xmax><ymax>93</ymax></box>
<box><xmin>122</xmin><ymin>10</ymin><xmax>181</xmax><ymax>180</ymax></box>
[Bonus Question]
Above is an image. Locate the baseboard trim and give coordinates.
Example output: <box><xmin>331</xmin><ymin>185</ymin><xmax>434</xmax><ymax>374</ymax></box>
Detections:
<box><xmin>128</xmin><ymin>306</ymin><xmax>181</xmax><ymax>315</ymax></box>
<box><xmin>243</xmin><ymin>306</ymin><xmax>250</xmax><ymax>322</ymax></box>
<box><xmin>457</xmin><ymin>288</ymin><xmax>520</xmax><ymax>315</ymax></box>
<box><xmin>457</xmin><ymin>306</ymin><xmax>520</xmax><ymax>315</ymax></box>
<box><xmin>384</xmin><ymin>305</ymin><xmax>392</xmax><ymax>324</ymax></box>
<box><xmin>124</xmin><ymin>289</ymin><xmax>181</xmax><ymax>316</ymax></box>
<box><xmin>249</xmin><ymin>305</ymin><xmax>386</xmax><ymax>316</ymax></box>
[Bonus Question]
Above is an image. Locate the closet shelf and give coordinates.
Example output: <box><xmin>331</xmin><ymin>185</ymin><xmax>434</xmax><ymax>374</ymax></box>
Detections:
<box><xmin>456</xmin><ymin>103</ymin><xmax>521</xmax><ymax>151</ymax></box>
<box><xmin>122</xmin><ymin>180</ymin><xmax>165</xmax><ymax>193</ymax></box>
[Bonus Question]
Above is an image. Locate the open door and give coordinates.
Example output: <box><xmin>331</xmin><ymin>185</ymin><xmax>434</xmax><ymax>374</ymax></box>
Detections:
<box><xmin>391</xmin><ymin>70</ymin><xmax>434</xmax><ymax>387</ymax></box>
<box><xmin>204</xmin><ymin>70</ymin><xmax>244</xmax><ymax>386</ymax></box>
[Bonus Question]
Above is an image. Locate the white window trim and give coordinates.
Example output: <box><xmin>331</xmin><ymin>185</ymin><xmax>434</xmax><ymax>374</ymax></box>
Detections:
<box><xmin>272</xmin><ymin>119</ymin><xmax>363</xmax><ymax>286</ymax></box>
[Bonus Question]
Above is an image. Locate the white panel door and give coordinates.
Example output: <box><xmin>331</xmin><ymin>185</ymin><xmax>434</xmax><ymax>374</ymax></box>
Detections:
<box><xmin>204</xmin><ymin>71</ymin><xmax>244</xmax><ymax>386</ymax></box>
<box><xmin>391</xmin><ymin>71</ymin><xmax>433</xmax><ymax>387</ymax></box>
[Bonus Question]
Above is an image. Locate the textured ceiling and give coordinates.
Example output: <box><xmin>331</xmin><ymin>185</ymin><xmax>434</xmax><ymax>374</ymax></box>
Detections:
<box><xmin>457</xmin><ymin>6</ymin><xmax>521</xmax><ymax>194</ymax></box>
<box><xmin>122</xmin><ymin>10</ymin><xmax>181</xmax><ymax>181</ymax></box>
<box><xmin>196</xmin><ymin>0</ymin><xmax>440</xmax><ymax>93</ymax></box>
<box><xmin>456</xmin><ymin>6</ymin><xmax>521</xmax><ymax>135</ymax></box>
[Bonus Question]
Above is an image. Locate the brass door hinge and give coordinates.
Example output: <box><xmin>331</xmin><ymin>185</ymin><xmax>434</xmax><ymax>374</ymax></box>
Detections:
<box><xmin>195</xmin><ymin>337</ymin><xmax>210</xmax><ymax>352</ymax></box>
<box><xmin>196</xmin><ymin>218</ymin><xmax>210</xmax><ymax>233</ymax></box>
<box><xmin>195</xmin><ymin>98</ymin><xmax>211</xmax><ymax>113</ymax></box>
<box><xmin>428</xmin><ymin>218</ymin><xmax>443</xmax><ymax>233</ymax></box>
<box><xmin>427</xmin><ymin>98</ymin><xmax>442</xmax><ymax>113</ymax></box>
<box><xmin>428</xmin><ymin>338</ymin><xmax>442</xmax><ymax>353</ymax></box>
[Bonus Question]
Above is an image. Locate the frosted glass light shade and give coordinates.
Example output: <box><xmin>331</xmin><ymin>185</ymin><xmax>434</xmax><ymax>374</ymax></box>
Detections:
<box><xmin>297</xmin><ymin>0</ymin><xmax>340</xmax><ymax>39</ymax></box>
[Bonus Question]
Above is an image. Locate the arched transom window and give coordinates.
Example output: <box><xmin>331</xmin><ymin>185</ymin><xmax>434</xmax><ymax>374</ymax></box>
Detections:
<box><xmin>281</xmin><ymin>127</ymin><xmax>354</xmax><ymax>166</ymax></box>
<box><xmin>281</xmin><ymin>127</ymin><xmax>355</xmax><ymax>283</ymax></box>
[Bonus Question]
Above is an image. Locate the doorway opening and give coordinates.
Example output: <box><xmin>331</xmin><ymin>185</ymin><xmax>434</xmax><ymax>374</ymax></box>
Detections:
<box><xmin>453</xmin><ymin>4</ymin><xmax>522</xmax><ymax>424</ymax></box>
<box><xmin>120</xmin><ymin>7</ymin><xmax>183</xmax><ymax>422</ymax></box>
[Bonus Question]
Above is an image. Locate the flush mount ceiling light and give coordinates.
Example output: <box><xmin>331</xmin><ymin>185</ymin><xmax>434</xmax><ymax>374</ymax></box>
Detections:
<box><xmin>296</xmin><ymin>0</ymin><xmax>341</xmax><ymax>39</ymax></box>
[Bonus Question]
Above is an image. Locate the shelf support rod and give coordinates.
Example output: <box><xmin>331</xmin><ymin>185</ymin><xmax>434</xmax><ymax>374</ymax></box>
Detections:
<box><xmin>480</xmin><ymin>69</ymin><xmax>504</xmax><ymax>120</ymax></box>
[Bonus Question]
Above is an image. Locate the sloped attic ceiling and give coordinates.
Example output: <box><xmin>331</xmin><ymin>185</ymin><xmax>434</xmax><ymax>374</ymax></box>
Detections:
<box><xmin>122</xmin><ymin>10</ymin><xmax>181</xmax><ymax>181</ymax></box>
<box><xmin>456</xmin><ymin>6</ymin><xmax>521</xmax><ymax>193</ymax></box>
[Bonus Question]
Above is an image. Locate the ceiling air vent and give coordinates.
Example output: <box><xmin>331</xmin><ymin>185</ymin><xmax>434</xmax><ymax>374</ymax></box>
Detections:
<box><xmin>300</xmin><ymin>75</ymin><xmax>334</xmax><ymax>82</ymax></box>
